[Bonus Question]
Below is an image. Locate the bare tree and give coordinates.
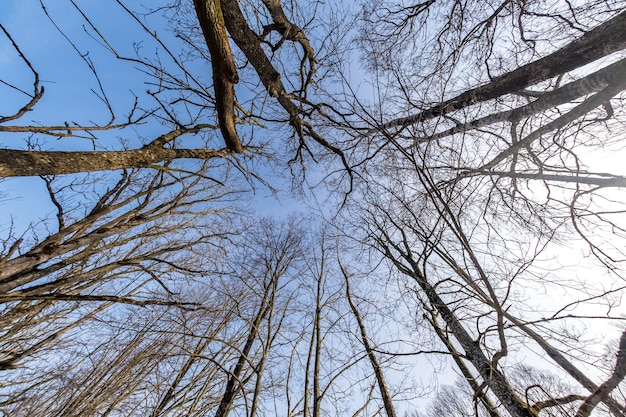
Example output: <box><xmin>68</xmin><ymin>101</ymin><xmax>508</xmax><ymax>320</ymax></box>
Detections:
<box><xmin>0</xmin><ymin>164</ymin><xmax>247</xmax><ymax>411</ymax></box>
<box><xmin>330</xmin><ymin>3</ymin><xmax>626</xmax><ymax>416</ymax></box>
<box><xmin>211</xmin><ymin>217</ymin><xmax>305</xmax><ymax>417</ymax></box>
<box><xmin>0</xmin><ymin>0</ymin><xmax>351</xmax><ymax>177</ymax></box>
<box><xmin>340</xmin><ymin>258</ymin><xmax>398</xmax><ymax>417</ymax></box>
<box><xmin>2</xmin><ymin>1</ymin><xmax>626</xmax><ymax>416</ymax></box>
<box><xmin>0</xmin><ymin>215</ymin><xmax>309</xmax><ymax>417</ymax></box>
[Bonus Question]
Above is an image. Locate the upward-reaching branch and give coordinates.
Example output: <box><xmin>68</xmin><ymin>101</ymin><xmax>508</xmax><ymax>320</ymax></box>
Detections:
<box><xmin>576</xmin><ymin>330</ymin><xmax>626</xmax><ymax>417</ymax></box>
<box><xmin>340</xmin><ymin>260</ymin><xmax>398</xmax><ymax>417</ymax></box>
<box><xmin>372</xmin><ymin>9</ymin><xmax>626</xmax><ymax>133</ymax></box>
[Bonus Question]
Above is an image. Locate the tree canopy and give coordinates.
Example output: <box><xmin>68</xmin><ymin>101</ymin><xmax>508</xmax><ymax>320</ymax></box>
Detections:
<box><xmin>1</xmin><ymin>1</ymin><xmax>626</xmax><ymax>416</ymax></box>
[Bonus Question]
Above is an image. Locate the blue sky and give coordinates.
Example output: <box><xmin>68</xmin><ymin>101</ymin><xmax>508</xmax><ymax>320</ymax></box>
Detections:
<box><xmin>0</xmin><ymin>1</ymin><xmax>311</xmax><ymax>236</ymax></box>
<box><xmin>0</xmin><ymin>2</ymin><xmax>137</xmax><ymax>233</ymax></box>
<box><xmin>2</xmin><ymin>3</ymin><xmax>626</xmax><ymax>415</ymax></box>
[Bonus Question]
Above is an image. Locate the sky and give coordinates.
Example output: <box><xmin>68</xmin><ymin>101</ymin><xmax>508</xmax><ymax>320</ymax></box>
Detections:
<box><xmin>0</xmin><ymin>0</ymin><xmax>315</xmax><ymax>238</ymax></box>
<box><xmin>1</xmin><ymin>2</ymin><xmax>626</xmax><ymax>415</ymax></box>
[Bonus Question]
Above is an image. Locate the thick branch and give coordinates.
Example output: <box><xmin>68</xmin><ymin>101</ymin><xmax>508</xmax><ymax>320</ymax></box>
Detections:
<box><xmin>470</xmin><ymin>171</ymin><xmax>626</xmax><ymax>187</ymax></box>
<box><xmin>478</xmin><ymin>80</ymin><xmax>626</xmax><ymax>171</ymax></box>
<box><xmin>193</xmin><ymin>0</ymin><xmax>243</xmax><ymax>153</ymax></box>
<box><xmin>531</xmin><ymin>395</ymin><xmax>586</xmax><ymax>413</ymax></box>
<box><xmin>0</xmin><ymin>293</ymin><xmax>201</xmax><ymax>309</ymax></box>
<box><xmin>0</xmin><ymin>147</ymin><xmax>227</xmax><ymax>177</ymax></box>
<box><xmin>576</xmin><ymin>330</ymin><xmax>626</xmax><ymax>417</ymax></box>
<box><xmin>414</xmin><ymin>58</ymin><xmax>626</xmax><ymax>143</ymax></box>
<box><xmin>219</xmin><ymin>0</ymin><xmax>353</xmax><ymax>188</ymax></box>
<box><xmin>220</xmin><ymin>0</ymin><xmax>285</xmax><ymax>98</ymax></box>
<box><xmin>260</xmin><ymin>0</ymin><xmax>315</xmax><ymax>85</ymax></box>
<box><xmin>376</xmin><ymin>10</ymin><xmax>626</xmax><ymax>132</ymax></box>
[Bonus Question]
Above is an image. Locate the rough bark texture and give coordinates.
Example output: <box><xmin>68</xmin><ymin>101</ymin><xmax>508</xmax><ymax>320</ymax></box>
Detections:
<box><xmin>219</xmin><ymin>0</ymin><xmax>349</xmax><ymax>168</ymax></box>
<box><xmin>193</xmin><ymin>0</ymin><xmax>243</xmax><ymax>153</ymax></box>
<box><xmin>220</xmin><ymin>0</ymin><xmax>285</xmax><ymax>98</ymax></box>
<box><xmin>0</xmin><ymin>147</ymin><xmax>226</xmax><ymax>177</ymax></box>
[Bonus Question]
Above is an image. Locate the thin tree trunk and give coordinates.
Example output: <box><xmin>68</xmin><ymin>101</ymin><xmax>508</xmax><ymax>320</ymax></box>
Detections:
<box><xmin>379</xmin><ymin>237</ymin><xmax>536</xmax><ymax>417</ymax></box>
<box><xmin>213</xmin><ymin>275</ymin><xmax>277</xmax><ymax>417</ymax></box>
<box><xmin>341</xmin><ymin>262</ymin><xmax>398</xmax><ymax>417</ymax></box>
<box><xmin>576</xmin><ymin>329</ymin><xmax>626</xmax><ymax>417</ymax></box>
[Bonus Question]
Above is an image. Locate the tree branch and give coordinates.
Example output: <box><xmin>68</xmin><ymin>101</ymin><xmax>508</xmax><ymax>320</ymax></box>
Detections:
<box><xmin>373</xmin><ymin>10</ymin><xmax>626</xmax><ymax>133</ymax></box>
<box><xmin>193</xmin><ymin>0</ymin><xmax>243</xmax><ymax>153</ymax></box>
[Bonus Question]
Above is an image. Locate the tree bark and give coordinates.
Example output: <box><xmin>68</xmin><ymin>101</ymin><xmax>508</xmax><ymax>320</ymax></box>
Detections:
<box><xmin>479</xmin><ymin>79</ymin><xmax>626</xmax><ymax>171</ymax></box>
<box><xmin>341</xmin><ymin>263</ymin><xmax>398</xmax><ymax>417</ymax></box>
<box><xmin>414</xmin><ymin>58</ymin><xmax>626</xmax><ymax>143</ymax></box>
<box><xmin>0</xmin><ymin>147</ymin><xmax>227</xmax><ymax>177</ymax></box>
<box><xmin>193</xmin><ymin>0</ymin><xmax>243</xmax><ymax>153</ymax></box>
<box><xmin>376</xmin><ymin>9</ymin><xmax>626</xmax><ymax>132</ymax></box>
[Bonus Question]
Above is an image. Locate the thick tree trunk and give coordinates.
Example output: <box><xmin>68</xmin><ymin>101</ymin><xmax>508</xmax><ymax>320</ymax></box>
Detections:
<box><xmin>426</xmin><ymin>311</ymin><xmax>502</xmax><ymax>417</ymax></box>
<box><xmin>0</xmin><ymin>148</ymin><xmax>227</xmax><ymax>177</ymax></box>
<box><xmin>415</xmin><ymin>273</ymin><xmax>535</xmax><ymax>417</ymax></box>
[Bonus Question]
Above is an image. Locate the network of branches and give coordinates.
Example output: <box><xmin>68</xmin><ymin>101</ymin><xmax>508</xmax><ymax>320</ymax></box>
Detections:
<box><xmin>0</xmin><ymin>1</ymin><xmax>625</xmax><ymax>416</ymax></box>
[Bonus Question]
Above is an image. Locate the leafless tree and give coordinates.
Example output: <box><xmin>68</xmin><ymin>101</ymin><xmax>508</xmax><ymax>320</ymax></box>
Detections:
<box><xmin>0</xmin><ymin>215</ymin><xmax>309</xmax><ymax>417</ymax></box>
<box><xmin>0</xmin><ymin>0</ymin><xmax>351</xmax><ymax>177</ymax></box>
<box><xmin>0</xmin><ymin>163</ymin><xmax>249</xmax><ymax>412</ymax></box>
<box><xmin>335</xmin><ymin>2</ymin><xmax>626</xmax><ymax>416</ymax></box>
<box><xmin>2</xmin><ymin>1</ymin><xmax>626</xmax><ymax>416</ymax></box>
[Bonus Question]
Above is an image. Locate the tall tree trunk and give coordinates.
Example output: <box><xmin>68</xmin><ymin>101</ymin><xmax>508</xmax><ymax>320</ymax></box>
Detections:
<box><xmin>341</xmin><ymin>263</ymin><xmax>398</xmax><ymax>417</ymax></box>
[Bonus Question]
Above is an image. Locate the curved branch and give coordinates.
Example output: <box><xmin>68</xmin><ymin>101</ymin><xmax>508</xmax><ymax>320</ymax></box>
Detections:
<box><xmin>576</xmin><ymin>330</ymin><xmax>626</xmax><ymax>417</ymax></box>
<box><xmin>478</xmin><ymin>79</ymin><xmax>626</xmax><ymax>171</ymax></box>
<box><xmin>0</xmin><ymin>24</ymin><xmax>44</xmax><ymax>124</ymax></box>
